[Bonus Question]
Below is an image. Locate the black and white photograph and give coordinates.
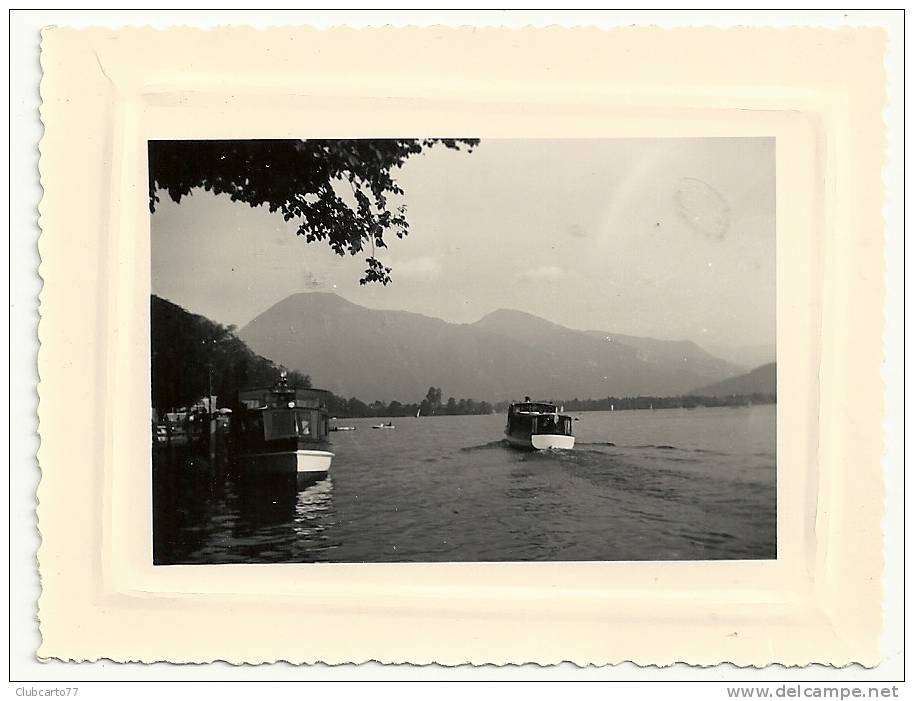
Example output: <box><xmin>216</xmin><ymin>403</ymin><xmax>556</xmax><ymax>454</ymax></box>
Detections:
<box><xmin>149</xmin><ymin>137</ymin><xmax>777</xmax><ymax>565</ymax></box>
<box><xmin>15</xmin><ymin>7</ymin><xmax>903</xmax><ymax>684</ymax></box>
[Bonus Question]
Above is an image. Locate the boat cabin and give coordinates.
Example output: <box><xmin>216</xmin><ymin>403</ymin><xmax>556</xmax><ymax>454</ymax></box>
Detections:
<box><xmin>507</xmin><ymin>401</ymin><xmax>574</xmax><ymax>437</ymax></box>
<box><xmin>233</xmin><ymin>378</ymin><xmax>332</xmax><ymax>452</ymax></box>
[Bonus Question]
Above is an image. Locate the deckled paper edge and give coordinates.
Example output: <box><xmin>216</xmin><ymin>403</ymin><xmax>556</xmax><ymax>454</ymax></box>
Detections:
<box><xmin>35</xmin><ymin>24</ymin><xmax>887</xmax><ymax>668</ymax></box>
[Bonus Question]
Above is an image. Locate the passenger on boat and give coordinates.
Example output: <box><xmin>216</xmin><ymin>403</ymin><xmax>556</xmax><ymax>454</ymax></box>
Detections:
<box><xmin>539</xmin><ymin>414</ymin><xmax>558</xmax><ymax>433</ymax></box>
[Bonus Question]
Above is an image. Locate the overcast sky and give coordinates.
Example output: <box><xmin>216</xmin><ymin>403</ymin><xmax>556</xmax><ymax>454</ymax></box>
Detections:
<box><xmin>151</xmin><ymin>138</ymin><xmax>775</xmax><ymax>367</ymax></box>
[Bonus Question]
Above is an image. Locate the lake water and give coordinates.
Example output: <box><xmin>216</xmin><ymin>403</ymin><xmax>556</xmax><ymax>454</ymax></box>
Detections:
<box><xmin>153</xmin><ymin>405</ymin><xmax>776</xmax><ymax>564</ymax></box>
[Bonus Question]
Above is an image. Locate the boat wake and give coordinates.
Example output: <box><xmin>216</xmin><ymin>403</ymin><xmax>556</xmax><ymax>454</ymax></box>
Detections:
<box><xmin>622</xmin><ymin>443</ymin><xmax>680</xmax><ymax>451</ymax></box>
<box><xmin>458</xmin><ymin>441</ymin><xmax>736</xmax><ymax>462</ymax></box>
<box><xmin>460</xmin><ymin>439</ymin><xmax>513</xmax><ymax>452</ymax></box>
<box><xmin>615</xmin><ymin>444</ymin><xmax>736</xmax><ymax>457</ymax></box>
<box><xmin>461</xmin><ymin>440</ymin><xmax>622</xmax><ymax>456</ymax></box>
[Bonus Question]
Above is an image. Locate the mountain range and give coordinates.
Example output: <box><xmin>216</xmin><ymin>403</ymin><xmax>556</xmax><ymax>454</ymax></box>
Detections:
<box><xmin>239</xmin><ymin>292</ymin><xmax>752</xmax><ymax>403</ymax></box>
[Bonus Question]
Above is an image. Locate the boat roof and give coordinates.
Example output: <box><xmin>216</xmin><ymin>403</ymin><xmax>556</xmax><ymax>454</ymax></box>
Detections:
<box><xmin>238</xmin><ymin>386</ymin><xmax>331</xmax><ymax>396</ymax></box>
<box><xmin>237</xmin><ymin>386</ymin><xmax>332</xmax><ymax>411</ymax></box>
<box><xmin>511</xmin><ymin>401</ymin><xmax>558</xmax><ymax>413</ymax></box>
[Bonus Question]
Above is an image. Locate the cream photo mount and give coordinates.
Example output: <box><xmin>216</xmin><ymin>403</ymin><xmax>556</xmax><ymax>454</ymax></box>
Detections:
<box><xmin>37</xmin><ymin>27</ymin><xmax>885</xmax><ymax>666</ymax></box>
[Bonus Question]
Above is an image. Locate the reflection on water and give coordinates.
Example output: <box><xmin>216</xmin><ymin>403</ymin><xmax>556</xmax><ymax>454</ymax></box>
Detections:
<box><xmin>291</xmin><ymin>478</ymin><xmax>334</xmax><ymax>537</ymax></box>
<box><xmin>153</xmin><ymin>405</ymin><xmax>776</xmax><ymax>564</ymax></box>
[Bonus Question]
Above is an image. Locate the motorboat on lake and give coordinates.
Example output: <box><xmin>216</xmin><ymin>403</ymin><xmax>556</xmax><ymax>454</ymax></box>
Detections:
<box><xmin>232</xmin><ymin>374</ymin><xmax>334</xmax><ymax>489</ymax></box>
<box><xmin>372</xmin><ymin>422</ymin><xmax>396</xmax><ymax>430</ymax></box>
<box><xmin>504</xmin><ymin>398</ymin><xmax>575</xmax><ymax>450</ymax></box>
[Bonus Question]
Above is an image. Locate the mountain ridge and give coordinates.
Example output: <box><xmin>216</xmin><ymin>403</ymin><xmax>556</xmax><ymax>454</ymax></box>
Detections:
<box><xmin>691</xmin><ymin>362</ymin><xmax>777</xmax><ymax>396</ymax></box>
<box><xmin>239</xmin><ymin>292</ymin><xmax>744</xmax><ymax>403</ymax></box>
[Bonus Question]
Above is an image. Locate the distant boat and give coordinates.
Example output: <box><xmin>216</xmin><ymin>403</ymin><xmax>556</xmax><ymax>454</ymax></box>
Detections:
<box><xmin>330</xmin><ymin>425</ymin><xmax>356</xmax><ymax>432</ymax></box>
<box><xmin>504</xmin><ymin>398</ymin><xmax>575</xmax><ymax>450</ymax></box>
<box><xmin>372</xmin><ymin>422</ymin><xmax>396</xmax><ymax>430</ymax></box>
<box><xmin>416</xmin><ymin>407</ymin><xmax>421</xmax><ymax>418</ymax></box>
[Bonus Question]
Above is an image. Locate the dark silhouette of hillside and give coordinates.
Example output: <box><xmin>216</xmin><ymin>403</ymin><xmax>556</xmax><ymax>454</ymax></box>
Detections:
<box><xmin>151</xmin><ymin>295</ymin><xmax>310</xmax><ymax>412</ymax></box>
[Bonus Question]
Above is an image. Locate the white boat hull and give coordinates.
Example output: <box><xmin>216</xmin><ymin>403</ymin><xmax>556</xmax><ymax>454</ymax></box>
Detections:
<box><xmin>532</xmin><ymin>434</ymin><xmax>575</xmax><ymax>450</ymax></box>
<box><xmin>505</xmin><ymin>432</ymin><xmax>575</xmax><ymax>450</ymax></box>
<box><xmin>238</xmin><ymin>449</ymin><xmax>333</xmax><ymax>488</ymax></box>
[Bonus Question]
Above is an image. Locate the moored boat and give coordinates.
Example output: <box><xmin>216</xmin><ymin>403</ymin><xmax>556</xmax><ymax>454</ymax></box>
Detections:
<box><xmin>232</xmin><ymin>374</ymin><xmax>334</xmax><ymax>489</ymax></box>
<box><xmin>504</xmin><ymin>398</ymin><xmax>575</xmax><ymax>450</ymax></box>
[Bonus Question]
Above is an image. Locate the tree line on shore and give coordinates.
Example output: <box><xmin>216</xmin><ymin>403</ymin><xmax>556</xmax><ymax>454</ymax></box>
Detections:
<box><xmin>325</xmin><ymin>387</ymin><xmax>776</xmax><ymax>419</ymax></box>
<box><xmin>325</xmin><ymin>387</ymin><xmax>504</xmax><ymax>419</ymax></box>
<box><xmin>560</xmin><ymin>393</ymin><xmax>776</xmax><ymax>413</ymax></box>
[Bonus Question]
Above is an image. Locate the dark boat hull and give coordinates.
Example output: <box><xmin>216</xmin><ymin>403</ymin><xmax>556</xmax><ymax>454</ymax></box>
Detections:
<box><xmin>236</xmin><ymin>449</ymin><xmax>333</xmax><ymax>489</ymax></box>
